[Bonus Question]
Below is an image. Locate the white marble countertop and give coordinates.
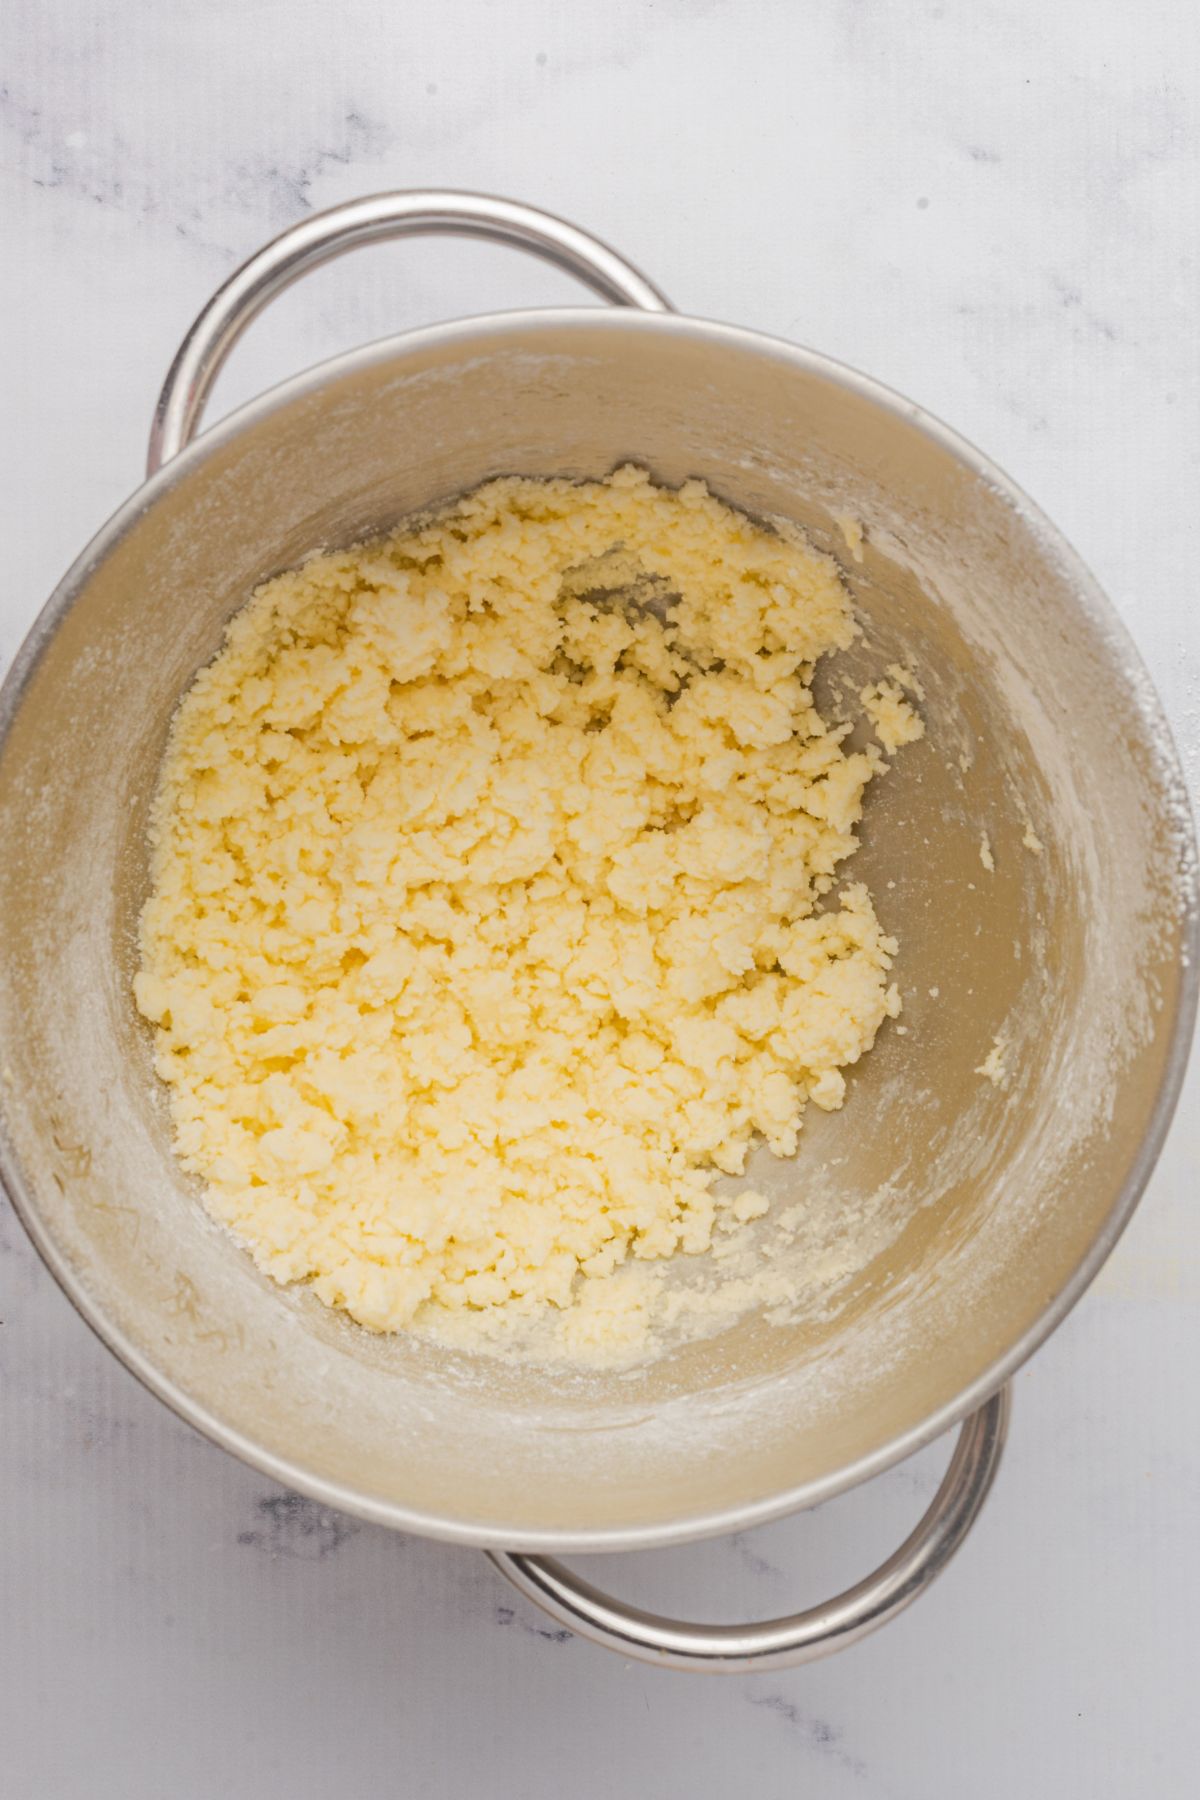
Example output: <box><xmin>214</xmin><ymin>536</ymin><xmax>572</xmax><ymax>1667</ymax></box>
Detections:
<box><xmin>3</xmin><ymin>2</ymin><xmax>1198</xmax><ymax>1793</ymax></box>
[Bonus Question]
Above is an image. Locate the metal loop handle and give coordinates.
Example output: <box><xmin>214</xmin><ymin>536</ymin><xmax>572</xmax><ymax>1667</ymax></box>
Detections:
<box><xmin>148</xmin><ymin>190</ymin><xmax>673</xmax><ymax>473</ymax></box>
<box><xmin>489</xmin><ymin>1385</ymin><xmax>1010</xmax><ymax>1672</ymax></box>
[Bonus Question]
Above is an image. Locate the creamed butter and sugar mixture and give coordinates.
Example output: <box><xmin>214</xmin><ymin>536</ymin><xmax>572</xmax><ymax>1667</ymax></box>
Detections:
<box><xmin>135</xmin><ymin>467</ymin><xmax>913</xmax><ymax>1362</ymax></box>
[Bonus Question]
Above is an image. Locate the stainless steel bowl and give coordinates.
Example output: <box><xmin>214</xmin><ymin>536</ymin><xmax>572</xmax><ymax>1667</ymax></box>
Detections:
<box><xmin>1</xmin><ymin>193</ymin><xmax>1194</xmax><ymax>1671</ymax></box>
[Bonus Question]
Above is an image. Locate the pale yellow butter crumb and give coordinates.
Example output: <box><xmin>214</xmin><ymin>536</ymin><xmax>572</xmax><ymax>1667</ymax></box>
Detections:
<box><xmin>834</xmin><ymin>513</ymin><xmax>865</xmax><ymax>563</ymax></box>
<box><xmin>861</xmin><ymin>675</ymin><xmax>926</xmax><ymax>755</ymax></box>
<box><xmin>136</xmin><ymin>466</ymin><xmax>913</xmax><ymax>1363</ymax></box>
<box><xmin>886</xmin><ymin>661</ymin><xmax>925</xmax><ymax>702</ymax></box>
<box><xmin>1022</xmin><ymin>824</ymin><xmax>1044</xmax><ymax>854</ymax></box>
<box><xmin>975</xmin><ymin>1035</ymin><xmax>1008</xmax><ymax>1087</ymax></box>
<box><xmin>979</xmin><ymin>832</ymin><xmax>995</xmax><ymax>873</ymax></box>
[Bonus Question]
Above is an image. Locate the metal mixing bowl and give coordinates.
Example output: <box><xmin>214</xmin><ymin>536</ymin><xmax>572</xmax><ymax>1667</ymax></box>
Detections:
<box><xmin>0</xmin><ymin>193</ymin><xmax>1194</xmax><ymax>1670</ymax></box>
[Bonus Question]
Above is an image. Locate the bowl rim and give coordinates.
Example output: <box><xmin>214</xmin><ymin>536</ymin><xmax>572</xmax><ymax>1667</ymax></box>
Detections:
<box><xmin>1</xmin><ymin>304</ymin><xmax>1196</xmax><ymax>1552</ymax></box>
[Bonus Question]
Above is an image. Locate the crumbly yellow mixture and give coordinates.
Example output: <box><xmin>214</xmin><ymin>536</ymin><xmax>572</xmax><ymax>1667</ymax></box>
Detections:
<box><xmin>136</xmin><ymin>467</ymin><xmax>907</xmax><ymax>1359</ymax></box>
<box><xmin>975</xmin><ymin>1034</ymin><xmax>1009</xmax><ymax>1087</ymax></box>
<box><xmin>861</xmin><ymin>665</ymin><xmax>926</xmax><ymax>756</ymax></box>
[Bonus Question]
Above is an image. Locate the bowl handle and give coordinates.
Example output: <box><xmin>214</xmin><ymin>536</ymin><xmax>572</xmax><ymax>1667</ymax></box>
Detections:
<box><xmin>147</xmin><ymin>190</ymin><xmax>672</xmax><ymax>474</ymax></box>
<box><xmin>488</xmin><ymin>1385</ymin><xmax>1010</xmax><ymax>1672</ymax></box>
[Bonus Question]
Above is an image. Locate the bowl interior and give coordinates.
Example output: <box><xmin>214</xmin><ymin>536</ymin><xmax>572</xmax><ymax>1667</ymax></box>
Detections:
<box><xmin>0</xmin><ymin>313</ymin><xmax>1192</xmax><ymax>1547</ymax></box>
